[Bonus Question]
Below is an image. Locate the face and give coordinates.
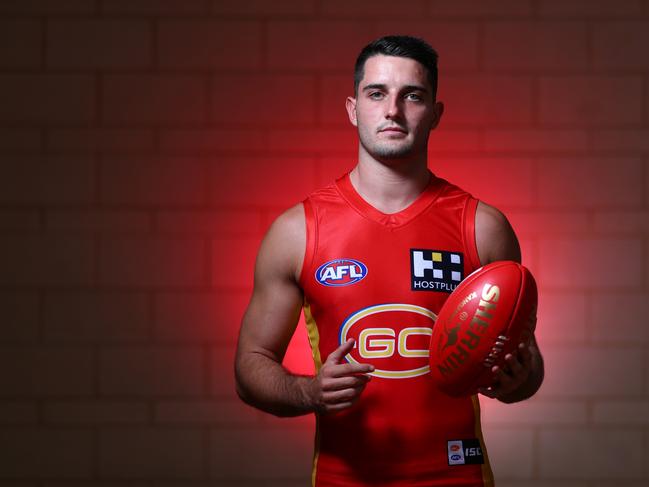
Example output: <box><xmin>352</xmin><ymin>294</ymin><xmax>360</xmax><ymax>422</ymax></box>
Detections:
<box><xmin>346</xmin><ymin>54</ymin><xmax>443</xmax><ymax>162</ymax></box>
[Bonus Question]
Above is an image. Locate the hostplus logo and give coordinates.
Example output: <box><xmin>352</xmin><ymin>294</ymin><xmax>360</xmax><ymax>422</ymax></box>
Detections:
<box><xmin>410</xmin><ymin>249</ymin><xmax>464</xmax><ymax>293</ymax></box>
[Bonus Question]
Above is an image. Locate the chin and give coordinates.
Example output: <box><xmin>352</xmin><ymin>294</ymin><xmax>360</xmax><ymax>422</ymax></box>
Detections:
<box><xmin>359</xmin><ymin>136</ymin><xmax>420</xmax><ymax>161</ymax></box>
<box><xmin>373</xmin><ymin>147</ymin><xmax>414</xmax><ymax>160</ymax></box>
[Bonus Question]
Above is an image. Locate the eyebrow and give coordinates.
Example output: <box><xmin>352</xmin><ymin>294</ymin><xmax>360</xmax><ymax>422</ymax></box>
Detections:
<box><xmin>362</xmin><ymin>83</ymin><xmax>429</xmax><ymax>93</ymax></box>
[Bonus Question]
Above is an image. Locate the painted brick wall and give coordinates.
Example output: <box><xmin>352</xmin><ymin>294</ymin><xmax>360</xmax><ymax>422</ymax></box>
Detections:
<box><xmin>0</xmin><ymin>1</ymin><xmax>647</xmax><ymax>486</ymax></box>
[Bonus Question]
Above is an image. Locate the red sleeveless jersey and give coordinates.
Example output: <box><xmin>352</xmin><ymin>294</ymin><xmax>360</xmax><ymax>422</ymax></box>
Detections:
<box><xmin>298</xmin><ymin>171</ymin><xmax>495</xmax><ymax>487</ymax></box>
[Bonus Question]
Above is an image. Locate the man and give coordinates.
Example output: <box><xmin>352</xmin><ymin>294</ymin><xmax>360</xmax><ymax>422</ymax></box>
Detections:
<box><xmin>235</xmin><ymin>36</ymin><xmax>543</xmax><ymax>486</ymax></box>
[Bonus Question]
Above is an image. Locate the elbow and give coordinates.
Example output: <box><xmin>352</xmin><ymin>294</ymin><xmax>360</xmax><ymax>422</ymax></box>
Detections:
<box><xmin>234</xmin><ymin>379</ymin><xmax>247</xmax><ymax>403</ymax></box>
<box><xmin>233</xmin><ymin>354</ymin><xmax>252</xmax><ymax>405</ymax></box>
<box><xmin>234</xmin><ymin>378</ymin><xmax>255</xmax><ymax>407</ymax></box>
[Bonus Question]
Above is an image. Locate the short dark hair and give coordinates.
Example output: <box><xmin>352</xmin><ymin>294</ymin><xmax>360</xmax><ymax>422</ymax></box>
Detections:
<box><xmin>354</xmin><ymin>35</ymin><xmax>439</xmax><ymax>100</ymax></box>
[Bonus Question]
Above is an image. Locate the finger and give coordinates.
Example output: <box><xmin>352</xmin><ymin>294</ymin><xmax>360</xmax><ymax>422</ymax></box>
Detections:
<box><xmin>491</xmin><ymin>365</ymin><xmax>513</xmax><ymax>386</ymax></box>
<box><xmin>325</xmin><ymin>338</ymin><xmax>356</xmax><ymax>364</ymax></box>
<box><xmin>324</xmin><ymin>384</ymin><xmax>367</xmax><ymax>404</ymax></box>
<box><xmin>324</xmin><ymin>388</ymin><xmax>367</xmax><ymax>413</ymax></box>
<box><xmin>330</xmin><ymin>384</ymin><xmax>366</xmax><ymax>403</ymax></box>
<box><xmin>329</xmin><ymin>362</ymin><xmax>375</xmax><ymax>378</ymax></box>
<box><xmin>324</xmin><ymin>401</ymin><xmax>354</xmax><ymax>413</ymax></box>
<box><xmin>518</xmin><ymin>342</ymin><xmax>532</xmax><ymax>365</ymax></box>
<box><xmin>322</xmin><ymin>374</ymin><xmax>371</xmax><ymax>391</ymax></box>
<box><xmin>478</xmin><ymin>386</ymin><xmax>498</xmax><ymax>398</ymax></box>
<box><xmin>504</xmin><ymin>353</ymin><xmax>523</xmax><ymax>375</ymax></box>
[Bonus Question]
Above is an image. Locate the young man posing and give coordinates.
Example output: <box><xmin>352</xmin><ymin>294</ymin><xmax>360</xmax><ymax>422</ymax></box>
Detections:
<box><xmin>235</xmin><ymin>36</ymin><xmax>544</xmax><ymax>487</ymax></box>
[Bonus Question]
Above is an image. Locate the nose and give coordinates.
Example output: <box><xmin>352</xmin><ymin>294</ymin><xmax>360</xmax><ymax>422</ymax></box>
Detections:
<box><xmin>385</xmin><ymin>94</ymin><xmax>403</xmax><ymax>120</ymax></box>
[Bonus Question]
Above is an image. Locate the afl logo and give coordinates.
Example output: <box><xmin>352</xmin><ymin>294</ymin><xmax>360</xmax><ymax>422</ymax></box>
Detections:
<box><xmin>339</xmin><ymin>303</ymin><xmax>437</xmax><ymax>379</ymax></box>
<box><xmin>315</xmin><ymin>258</ymin><xmax>368</xmax><ymax>287</ymax></box>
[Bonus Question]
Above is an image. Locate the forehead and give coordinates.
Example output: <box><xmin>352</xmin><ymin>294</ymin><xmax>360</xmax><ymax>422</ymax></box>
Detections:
<box><xmin>360</xmin><ymin>54</ymin><xmax>429</xmax><ymax>90</ymax></box>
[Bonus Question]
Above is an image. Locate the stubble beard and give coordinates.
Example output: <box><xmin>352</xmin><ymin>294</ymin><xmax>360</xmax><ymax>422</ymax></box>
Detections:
<box><xmin>359</xmin><ymin>130</ymin><xmax>416</xmax><ymax>161</ymax></box>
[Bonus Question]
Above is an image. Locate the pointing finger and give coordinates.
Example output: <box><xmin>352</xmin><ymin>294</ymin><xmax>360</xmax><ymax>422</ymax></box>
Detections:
<box><xmin>330</xmin><ymin>362</ymin><xmax>374</xmax><ymax>378</ymax></box>
<box><xmin>326</xmin><ymin>338</ymin><xmax>356</xmax><ymax>365</ymax></box>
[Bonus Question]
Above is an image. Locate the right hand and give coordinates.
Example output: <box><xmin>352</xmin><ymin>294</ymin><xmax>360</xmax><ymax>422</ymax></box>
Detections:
<box><xmin>308</xmin><ymin>338</ymin><xmax>374</xmax><ymax>414</ymax></box>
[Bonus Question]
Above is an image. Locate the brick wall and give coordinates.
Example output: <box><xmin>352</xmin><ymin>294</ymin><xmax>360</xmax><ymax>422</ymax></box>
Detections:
<box><xmin>0</xmin><ymin>1</ymin><xmax>647</xmax><ymax>485</ymax></box>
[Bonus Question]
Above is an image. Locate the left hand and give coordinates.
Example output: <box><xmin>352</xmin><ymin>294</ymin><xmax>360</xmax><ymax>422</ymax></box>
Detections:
<box><xmin>478</xmin><ymin>341</ymin><xmax>533</xmax><ymax>400</ymax></box>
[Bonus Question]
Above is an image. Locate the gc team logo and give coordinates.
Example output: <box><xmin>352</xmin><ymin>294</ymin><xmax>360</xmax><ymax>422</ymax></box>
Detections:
<box><xmin>339</xmin><ymin>303</ymin><xmax>437</xmax><ymax>379</ymax></box>
<box><xmin>315</xmin><ymin>258</ymin><xmax>367</xmax><ymax>287</ymax></box>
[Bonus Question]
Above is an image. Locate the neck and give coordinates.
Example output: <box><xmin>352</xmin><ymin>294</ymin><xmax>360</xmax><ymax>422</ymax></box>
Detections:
<box><xmin>349</xmin><ymin>156</ymin><xmax>432</xmax><ymax>214</ymax></box>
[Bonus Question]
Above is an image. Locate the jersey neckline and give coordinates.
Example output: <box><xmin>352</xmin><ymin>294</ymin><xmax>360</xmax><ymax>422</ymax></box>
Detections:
<box><xmin>335</xmin><ymin>170</ymin><xmax>445</xmax><ymax>228</ymax></box>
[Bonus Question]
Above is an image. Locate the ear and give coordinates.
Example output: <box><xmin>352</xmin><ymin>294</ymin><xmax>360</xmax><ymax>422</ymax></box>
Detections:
<box><xmin>345</xmin><ymin>96</ymin><xmax>357</xmax><ymax>127</ymax></box>
<box><xmin>429</xmin><ymin>101</ymin><xmax>444</xmax><ymax>131</ymax></box>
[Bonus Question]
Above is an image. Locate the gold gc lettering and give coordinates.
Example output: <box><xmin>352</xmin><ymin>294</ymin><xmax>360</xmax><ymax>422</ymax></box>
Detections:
<box><xmin>358</xmin><ymin>327</ymin><xmax>433</xmax><ymax>359</ymax></box>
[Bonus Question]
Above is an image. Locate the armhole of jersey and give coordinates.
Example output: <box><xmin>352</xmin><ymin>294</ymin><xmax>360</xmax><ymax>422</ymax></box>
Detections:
<box><xmin>462</xmin><ymin>196</ymin><xmax>482</xmax><ymax>271</ymax></box>
<box><xmin>299</xmin><ymin>197</ymin><xmax>317</xmax><ymax>287</ymax></box>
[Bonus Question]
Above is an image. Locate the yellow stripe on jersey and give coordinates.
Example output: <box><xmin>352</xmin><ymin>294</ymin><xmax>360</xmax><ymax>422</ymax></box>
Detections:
<box><xmin>303</xmin><ymin>298</ymin><xmax>321</xmax><ymax>487</ymax></box>
<box><xmin>304</xmin><ymin>298</ymin><xmax>322</xmax><ymax>372</ymax></box>
<box><xmin>472</xmin><ymin>395</ymin><xmax>495</xmax><ymax>487</ymax></box>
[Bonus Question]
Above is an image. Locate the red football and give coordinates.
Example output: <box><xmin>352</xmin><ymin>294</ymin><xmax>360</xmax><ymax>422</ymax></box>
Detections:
<box><xmin>428</xmin><ymin>260</ymin><xmax>537</xmax><ymax>397</ymax></box>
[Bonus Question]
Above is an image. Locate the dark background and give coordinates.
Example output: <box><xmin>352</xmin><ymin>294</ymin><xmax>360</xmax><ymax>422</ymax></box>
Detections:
<box><xmin>0</xmin><ymin>0</ymin><xmax>647</xmax><ymax>485</ymax></box>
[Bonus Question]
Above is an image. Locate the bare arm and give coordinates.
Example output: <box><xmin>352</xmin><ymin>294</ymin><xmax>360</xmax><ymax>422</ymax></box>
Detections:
<box><xmin>234</xmin><ymin>204</ymin><xmax>373</xmax><ymax>417</ymax></box>
<box><xmin>475</xmin><ymin>201</ymin><xmax>544</xmax><ymax>403</ymax></box>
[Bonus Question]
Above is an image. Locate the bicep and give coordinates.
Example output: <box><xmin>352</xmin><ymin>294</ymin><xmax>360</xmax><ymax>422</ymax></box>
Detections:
<box><xmin>475</xmin><ymin>200</ymin><xmax>521</xmax><ymax>265</ymax></box>
<box><xmin>238</xmin><ymin>270</ymin><xmax>303</xmax><ymax>364</ymax></box>
<box><xmin>236</xmin><ymin>205</ymin><xmax>306</xmax><ymax>365</ymax></box>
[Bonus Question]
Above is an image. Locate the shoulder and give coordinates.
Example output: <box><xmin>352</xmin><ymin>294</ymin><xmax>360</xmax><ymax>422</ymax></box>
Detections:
<box><xmin>256</xmin><ymin>203</ymin><xmax>306</xmax><ymax>284</ymax></box>
<box><xmin>267</xmin><ymin>203</ymin><xmax>305</xmax><ymax>241</ymax></box>
<box><xmin>474</xmin><ymin>201</ymin><xmax>521</xmax><ymax>265</ymax></box>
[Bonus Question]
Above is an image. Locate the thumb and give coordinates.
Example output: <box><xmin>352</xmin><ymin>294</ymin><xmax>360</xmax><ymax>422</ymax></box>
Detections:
<box><xmin>325</xmin><ymin>338</ymin><xmax>355</xmax><ymax>364</ymax></box>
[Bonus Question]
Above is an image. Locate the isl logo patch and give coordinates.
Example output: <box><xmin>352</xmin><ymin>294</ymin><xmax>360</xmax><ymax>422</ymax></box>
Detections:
<box><xmin>410</xmin><ymin>249</ymin><xmax>464</xmax><ymax>293</ymax></box>
<box><xmin>447</xmin><ymin>439</ymin><xmax>484</xmax><ymax>466</ymax></box>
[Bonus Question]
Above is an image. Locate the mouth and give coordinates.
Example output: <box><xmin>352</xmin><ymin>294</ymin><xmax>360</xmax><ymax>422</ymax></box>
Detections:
<box><xmin>379</xmin><ymin>127</ymin><xmax>407</xmax><ymax>134</ymax></box>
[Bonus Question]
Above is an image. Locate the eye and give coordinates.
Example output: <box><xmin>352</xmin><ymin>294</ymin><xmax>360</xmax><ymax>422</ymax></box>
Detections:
<box><xmin>368</xmin><ymin>91</ymin><xmax>384</xmax><ymax>100</ymax></box>
<box><xmin>405</xmin><ymin>93</ymin><xmax>423</xmax><ymax>101</ymax></box>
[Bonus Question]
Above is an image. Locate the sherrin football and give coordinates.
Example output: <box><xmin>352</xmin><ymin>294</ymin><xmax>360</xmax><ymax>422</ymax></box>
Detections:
<box><xmin>428</xmin><ymin>260</ymin><xmax>537</xmax><ymax>397</ymax></box>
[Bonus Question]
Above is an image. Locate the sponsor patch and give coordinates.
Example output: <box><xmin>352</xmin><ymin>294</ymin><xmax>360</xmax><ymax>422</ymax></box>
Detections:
<box><xmin>339</xmin><ymin>303</ymin><xmax>437</xmax><ymax>379</ymax></box>
<box><xmin>315</xmin><ymin>258</ymin><xmax>367</xmax><ymax>287</ymax></box>
<box><xmin>447</xmin><ymin>439</ymin><xmax>484</xmax><ymax>466</ymax></box>
<box><xmin>410</xmin><ymin>249</ymin><xmax>463</xmax><ymax>293</ymax></box>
